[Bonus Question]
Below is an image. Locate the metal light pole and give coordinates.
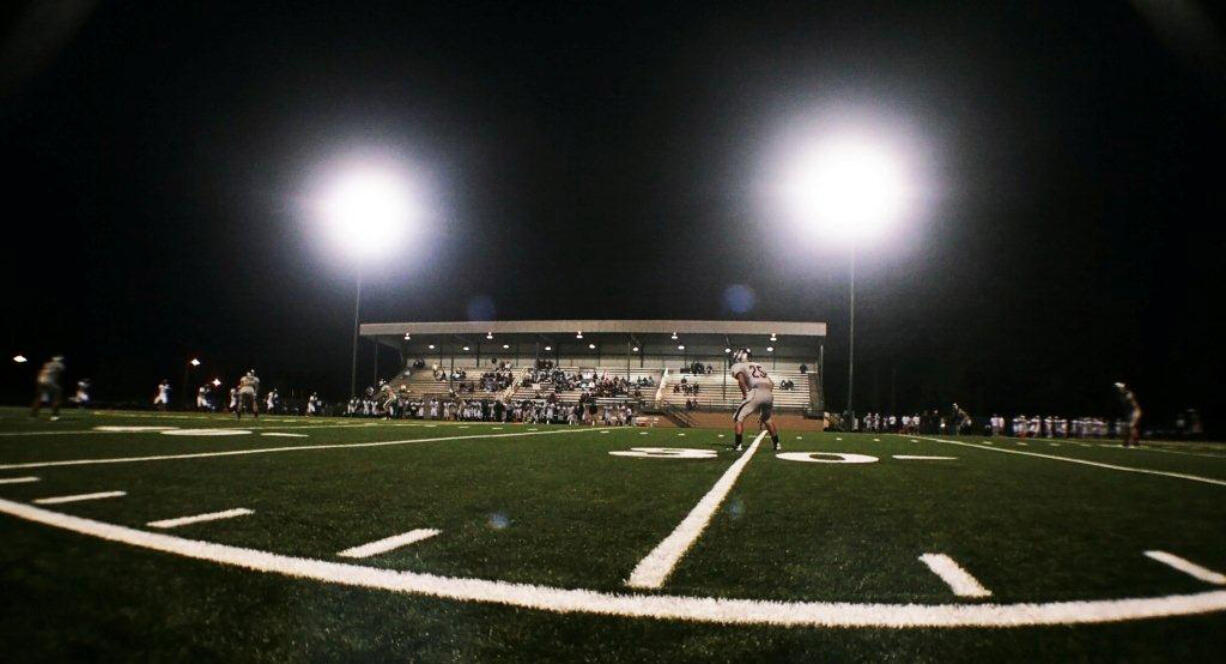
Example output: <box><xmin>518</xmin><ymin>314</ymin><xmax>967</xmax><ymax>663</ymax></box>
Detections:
<box><xmin>846</xmin><ymin>244</ymin><xmax>856</xmax><ymax>427</ymax></box>
<box><xmin>350</xmin><ymin>272</ymin><xmax>362</xmax><ymax>398</ymax></box>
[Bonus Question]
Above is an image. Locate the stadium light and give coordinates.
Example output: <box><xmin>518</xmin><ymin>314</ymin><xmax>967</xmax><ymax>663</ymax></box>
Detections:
<box><xmin>13</xmin><ymin>355</ymin><xmax>27</xmax><ymax>363</ymax></box>
<box><xmin>724</xmin><ymin>348</ymin><xmax>731</xmax><ymax>354</ymax></box>
<box><xmin>189</xmin><ymin>358</ymin><xmax>201</xmax><ymax>367</ymax></box>
<box><xmin>588</xmin><ymin>343</ymin><xmax>596</xmax><ymax>350</ymax></box>
<box><xmin>319</xmin><ymin>167</ymin><xmax>416</xmax><ymax>259</ymax></box>
<box><xmin>312</xmin><ymin>159</ymin><xmax>420</xmax><ymax>399</ymax></box>
<box><xmin>677</xmin><ymin>345</ymin><xmax>685</xmax><ymax>350</ymax></box>
<box><xmin>781</xmin><ymin>129</ymin><xmax>917</xmax><ymax>425</ymax></box>
<box><xmin>404</xmin><ymin>333</ymin><xmax>411</xmax><ymax>340</ymax></box>
<box><xmin>462</xmin><ymin>346</ymin><xmax>470</xmax><ymax>352</ymax></box>
<box><xmin>632</xmin><ymin>346</ymin><xmax>639</xmax><ymax>352</ymax></box>
<box><xmin>502</xmin><ymin>344</ymin><xmax>510</xmax><ymax>350</ymax></box>
<box><xmin>427</xmin><ymin>344</ymin><xmax>435</xmax><ymax>350</ymax></box>
<box><xmin>766</xmin><ymin>346</ymin><xmax>774</xmax><ymax>353</ymax></box>
<box><xmin>212</xmin><ymin>378</ymin><xmax>221</xmax><ymax>387</ymax></box>
<box><xmin>576</xmin><ymin>331</ymin><xmax>583</xmax><ymax>339</ymax></box>
<box><xmin>782</xmin><ymin>135</ymin><xmax>911</xmax><ymax>243</ymax></box>
<box><xmin>544</xmin><ymin>345</ymin><xmax>552</xmax><ymax>351</ymax></box>
<box><xmin>486</xmin><ymin>332</ymin><xmax>494</xmax><ymax>340</ymax></box>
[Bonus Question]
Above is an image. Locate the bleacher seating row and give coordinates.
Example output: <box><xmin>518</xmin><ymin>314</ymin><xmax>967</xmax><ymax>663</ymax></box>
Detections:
<box><xmin>385</xmin><ymin>366</ymin><xmax>812</xmax><ymax>411</ymax></box>
<box><xmin>662</xmin><ymin>370</ymin><xmax>811</xmax><ymax>410</ymax></box>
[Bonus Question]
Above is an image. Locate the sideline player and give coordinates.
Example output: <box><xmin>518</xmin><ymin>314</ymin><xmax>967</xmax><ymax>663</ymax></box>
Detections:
<box><xmin>30</xmin><ymin>355</ymin><xmax>66</xmax><ymax>420</ymax></box>
<box><xmin>153</xmin><ymin>379</ymin><xmax>172</xmax><ymax>411</ymax></box>
<box><xmin>1115</xmin><ymin>382</ymin><xmax>1142</xmax><ymax>447</ymax></box>
<box><xmin>729</xmin><ymin>348</ymin><xmax>781</xmax><ymax>452</ymax></box>
<box><xmin>236</xmin><ymin>370</ymin><xmax>260</xmax><ymax>419</ymax></box>
<box><xmin>72</xmin><ymin>378</ymin><xmax>91</xmax><ymax>408</ymax></box>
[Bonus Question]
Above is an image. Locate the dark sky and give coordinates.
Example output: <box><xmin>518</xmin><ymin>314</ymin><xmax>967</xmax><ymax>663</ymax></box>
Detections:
<box><xmin>3</xmin><ymin>1</ymin><xmax>1224</xmax><ymax>425</ymax></box>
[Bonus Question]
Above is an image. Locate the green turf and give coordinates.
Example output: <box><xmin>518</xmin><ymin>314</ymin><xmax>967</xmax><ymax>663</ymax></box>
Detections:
<box><xmin>2</xmin><ymin>407</ymin><xmax>1225</xmax><ymax>661</ymax></box>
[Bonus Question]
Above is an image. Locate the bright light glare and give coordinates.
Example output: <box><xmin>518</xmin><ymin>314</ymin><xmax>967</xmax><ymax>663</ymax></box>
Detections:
<box><xmin>320</xmin><ymin>167</ymin><xmax>415</xmax><ymax>258</ymax></box>
<box><xmin>783</xmin><ymin>136</ymin><xmax>911</xmax><ymax>241</ymax></box>
<box><xmin>189</xmin><ymin>358</ymin><xmax>201</xmax><ymax>367</ymax></box>
<box><xmin>13</xmin><ymin>355</ymin><xmax>27</xmax><ymax>363</ymax></box>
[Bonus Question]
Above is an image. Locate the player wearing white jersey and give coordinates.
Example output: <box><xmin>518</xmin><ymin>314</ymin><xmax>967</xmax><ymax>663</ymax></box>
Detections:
<box><xmin>73</xmin><ymin>378</ymin><xmax>91</xmax><ymax>408</ymax></box>
<box><xmin>236</xmin><ymin>370</ymin><xmax>260</xmax><ymax>419</ymax></box>
<box><xmin>31</xmin><ymin>355</ymin><xmax>66</xmax><ymax>419</ymax></box>
<box><xmin>729</xmin><ymin>348</ymin><xmax>780</xmax><ymax>452</ymax></box>
<box><xmin>153</xmin><ymin>379</ymin><xmax>172</xmax><ymax>410</ymax></box>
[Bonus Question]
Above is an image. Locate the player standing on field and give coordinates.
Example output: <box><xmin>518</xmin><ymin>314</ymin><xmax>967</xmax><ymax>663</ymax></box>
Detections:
<box><xmin>1114</xmin><ymin>382</ymin><xmax>1142</xmax><ymax>447</ymax></box>
<box><xmin>30</xmin><ymin>355</ymin><xmax>66</xmax><ymax>420</ymax></box>
<box><xmin>236</xmin><ymin>370</ymin><xmax>260</xmax><ymax>419</ymax></box>
<box><xmin>153</xmin><ymin>379</ymin><xmax>172</xmax><ymax>410</ymax></box>
<box><xmin>729</xmin><ymin>348</ymin><xmax>781</xmax><ymax>452</ymax></box>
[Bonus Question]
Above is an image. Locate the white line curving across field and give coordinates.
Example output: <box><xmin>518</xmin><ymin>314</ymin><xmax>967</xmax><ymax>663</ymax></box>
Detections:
<box><xmin>2</xmin><ymin>496</ymin><xmax>1226</xmax><ymax>628</ymax></box>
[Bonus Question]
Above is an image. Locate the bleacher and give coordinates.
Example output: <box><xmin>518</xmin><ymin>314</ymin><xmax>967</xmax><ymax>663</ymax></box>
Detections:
<box><xmin>663</xmin><ymin>370</ymin><xmax>812</xmax><ymax>410</ymax></box>
<box><xmin>545</xmin><ymin>368</ymin><xmax>663</xmax><ymax>404</ymax></box>
<box><xmin>390</xmin><ymin>366</ymin><xmax>516</xmax><ymax>399</ymax></box>
<box><xmin>385</xmin><ymin>363</ymin><xmax>812</xmax><ymax>413</ymax></box>
<box><xmin>392</xmin><ymin>366</ymin><xmax>663</xmax><ymax>404</ymax></box>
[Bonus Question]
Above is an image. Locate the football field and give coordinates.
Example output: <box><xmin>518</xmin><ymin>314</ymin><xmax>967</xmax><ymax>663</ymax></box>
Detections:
<box><xmin>2</xmin><ymin>407</ymin><xmax>1225</xmax><ymax>661</ymax></box>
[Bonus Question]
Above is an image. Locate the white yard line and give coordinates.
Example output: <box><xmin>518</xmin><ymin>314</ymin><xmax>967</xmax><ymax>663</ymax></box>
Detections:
<box><xmin>3</xmin><ymin>496</ymin><xmax>1226</xmax><ymax>627</ymax></box>
<box><xmin>910</xmin><ymin>436</ymin><xmax>1226</xmax><ymax>488</ymax></box>
<box><xmin>0</xmin><ymin>422</ymin><xmax>371</xmax><ymax>437</ymax></box>
<box><xmin>1145</xmin><ymin>551</ymin><xmax>1226</xmax><ymax>585</ymax></box>
<box><xmin>33</xmin><ymin>491</ymin><xmax>126</xmax><ymax>505</ymax></box>
<box><xmin>148</xmin><ymin>508</ymin><xmax>254</xmax><ymax>529</ymax></box>
<box><xmin>893</xmin><ymin>455</ymin><xmax>958</xmax><ymax>461</ymax></box>
<box><xmin>918</xmin><ymin>554</ymin><xmax>992</xmax><ymax>598</ymax></box>
<box><xmin>0</xmin><ymin>476</ymin><xmax>39</xmax><ymax>485</ymax></box>
<box><xmin>338</xmin><ymin>529</ymin><xmax>442</xmax><ymax>558</ymax></box>
<box><xmin>0</xmin><ymin>429</ymin><xmax>587</xmax><ymax>471</ymax></box>
<box><xmin>625</xmin><ymin>430</ymin><xmax>767</xmax><ymax>589</ymax></box>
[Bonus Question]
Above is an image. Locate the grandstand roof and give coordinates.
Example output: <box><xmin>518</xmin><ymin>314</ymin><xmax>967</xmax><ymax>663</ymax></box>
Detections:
<box><xmin>361</xmin><ymin>320</ymin><xmax>825</xmax><ymax>362</ymax></box>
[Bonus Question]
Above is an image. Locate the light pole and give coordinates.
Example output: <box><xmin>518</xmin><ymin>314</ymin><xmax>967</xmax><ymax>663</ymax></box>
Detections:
<box><xmin>350</xmin><ymin>273</ymin><xmax>361</xmax><ymax>398</ymax></box>
<box><xmin>316</xmin><ymin>162</ymin><xmax>417</xmax><ymax>399</ymax></box>
<box><xmin>780</xmin><ymin>131</ymin><xmax>913</xmax><ymax>429</ymax></box>
<box><xmin>847</xmin><ymin>244</ymin><xmax>855</xmax><ymax>422</ymax></box>
<box><xmin>182</xmin><ymin>357</ymin><xmax>200</xmax><ymax>411</ymax></box>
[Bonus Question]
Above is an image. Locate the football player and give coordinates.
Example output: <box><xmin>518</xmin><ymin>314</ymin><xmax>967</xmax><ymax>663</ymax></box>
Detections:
<box><xmin>153</xmin><ymin>379</ymin><xmax>172</xmax><ymax>411</ymax></box>
<box><xmin>1115</xmin><ymin>382</ymin><xmax>1142</xmax><ymax>447</ymax></box>
<box><xmin>236</xmin><ymin>370</ymin><xmax>260</xmax><ymax>419</ymax></box>
<box><xmin>30</xmin><ymin>355</ymin><xmax>66</xmax><ymax>420</ymax></box>
<box><xmin>729</xmin><ymin>348</ymin><xmax>781</xmax><ymax>452</ymax></box>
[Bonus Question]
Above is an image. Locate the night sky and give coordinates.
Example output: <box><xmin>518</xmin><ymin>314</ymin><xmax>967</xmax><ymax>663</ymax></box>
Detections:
<box><xmin>2</xmin><ymin>1</ymin><xmax>1223</xmax><ymax>427</ymax></box>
